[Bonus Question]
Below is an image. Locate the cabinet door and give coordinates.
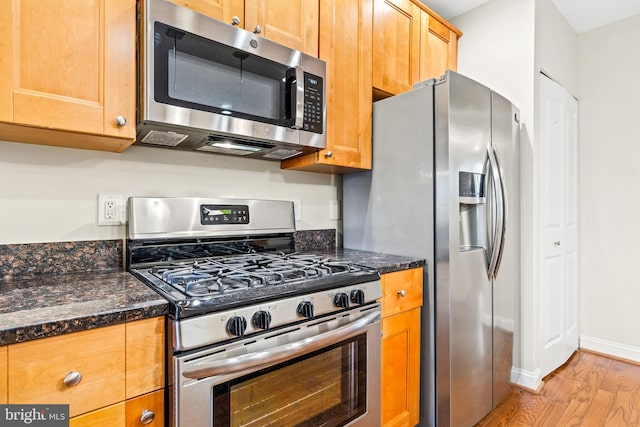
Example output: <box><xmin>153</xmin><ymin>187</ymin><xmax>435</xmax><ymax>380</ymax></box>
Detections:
<box><xmin>168</xmin><ymin>0</ymin><xmax>244</xmax><ymax>24</ymax></box>
<box><xmin>381</xmin><ymin>308</ymin><xmax>421</xmax><ymax>427</ymax></box>
<box><xmin>8</xmin><ymin>324</ymin><xmax>126</xmax><ymax>418</ymax></box>
<box><xmin>281</xmin><ymin>0</ymin><xmax>373</xmax><ymax>173</ymax></box>
<box><xmin>372</xmin><ymin>0</ymin><xmax>420</xmax><ymax>95</ymax></box>
<box><xmin>419</xmin><ymin>10</ymin><xmax>458</xmax><ymax>81</ymax></box>
<box><xmin>244</xmin><ymin>0</ymin><xmax>319</xmax><ymax>56</ymax></box>
<box><xmin>125</xmin><ymin>390</ymin><xmax>165</xmax><ymax>427</ymax></box>
<box><xmin>125</xmin><ymin>317</ymin><xmax>165</xmax><ymax>399</ymax></box>
<box><xmin>0</xmin><ymin>0</ymin><xmax>136</xmax><ymax>147</ymax></box>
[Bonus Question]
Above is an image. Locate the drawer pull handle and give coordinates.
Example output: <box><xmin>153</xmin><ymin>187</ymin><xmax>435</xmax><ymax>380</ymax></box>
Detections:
<box><xmin>140</xmin><ymin>409</ymin><xmax>155</xmax><ymax>425</ymax></box>
<box><xmin>63</xmin><ymin>371</ymin><xmax>82</xmax><ymax>387</ymax></box>
<box><xmin>397</xmin><ymin>289</ymin><xmax>407</xmax><ymax>297</ymax></box>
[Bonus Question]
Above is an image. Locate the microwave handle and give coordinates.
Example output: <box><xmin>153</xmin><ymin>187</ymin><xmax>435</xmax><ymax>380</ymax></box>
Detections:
<box><xmin>293</xmin><ymin>66</ymin><xmax>305</xmax><ymax>129</ymax></box>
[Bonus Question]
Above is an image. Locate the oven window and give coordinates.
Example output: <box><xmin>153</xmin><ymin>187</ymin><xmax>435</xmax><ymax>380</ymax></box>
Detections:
<box><xmin>213</xmin><ymin>334</ymin><xmax>367</xmax><ymax>426</ymax></box>
<box><xmin>153</xmin><ymin>22</ymin><xmax>294</xmax><ymax>126</ymax></box>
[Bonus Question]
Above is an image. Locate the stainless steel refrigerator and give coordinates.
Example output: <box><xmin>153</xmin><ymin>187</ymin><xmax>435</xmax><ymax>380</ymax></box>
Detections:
<box><xmin>343</xmin><ymin>71</ymin><xmax>520</xmax><ymax>427</ymax></box>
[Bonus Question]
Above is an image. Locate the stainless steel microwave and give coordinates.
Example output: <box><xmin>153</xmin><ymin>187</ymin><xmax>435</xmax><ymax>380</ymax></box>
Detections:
<box><xmin>136</xmin><ymin>0</ymin><xmax>326</xmax><ymax>160</ymax></box>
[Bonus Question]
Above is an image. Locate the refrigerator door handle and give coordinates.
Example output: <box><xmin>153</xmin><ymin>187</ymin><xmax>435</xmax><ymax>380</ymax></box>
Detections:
<box><xmin>492</xmin><ymin>145</ymin><xmax>508</xmax><ymax>278</ymax></box>
<box><xmin>486</xmin><ymin>144</ymin><xmax>504</xmax><ymax>279</ymax></box>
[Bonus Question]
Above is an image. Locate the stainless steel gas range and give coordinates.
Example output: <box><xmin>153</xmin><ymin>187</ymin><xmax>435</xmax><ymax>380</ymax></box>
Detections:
<box><xmin>126</xmin><ymin>197</ymin><xmax>382</xmax><ymax>427</ymax></box>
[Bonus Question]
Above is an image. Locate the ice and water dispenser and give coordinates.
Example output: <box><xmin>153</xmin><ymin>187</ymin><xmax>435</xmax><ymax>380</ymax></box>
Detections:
<box><xmin>459</xmin><ymin>171</ymin><xmax>487</xmax><ymax>251</ymax></box>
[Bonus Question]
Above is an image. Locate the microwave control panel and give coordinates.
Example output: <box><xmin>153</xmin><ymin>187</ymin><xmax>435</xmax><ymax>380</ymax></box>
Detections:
<box><xmin>200</xmin><ymin>205</ymin><xmax>249</xmax><ymax>225</ymax></box>
<box><xmin>303</xmin><ymin>73</ymin><xmax>324</xmax><ymax>134</ymax></box>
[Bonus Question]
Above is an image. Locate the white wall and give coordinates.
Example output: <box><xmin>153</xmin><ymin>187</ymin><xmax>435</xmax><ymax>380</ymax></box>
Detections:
<box><xmin>0</xmin><ymin>140</ymin><xmax>339</xmax><ymax>244</ymax></box>
<box><xmin>577</xmin><ymin>14</ymin><xmax>640</xmax><ymax>360</ymax></box>
<box><xmin>452</xmin><ymin>0</ymin><xmax>536</xmax><ymax>384</ymax></box>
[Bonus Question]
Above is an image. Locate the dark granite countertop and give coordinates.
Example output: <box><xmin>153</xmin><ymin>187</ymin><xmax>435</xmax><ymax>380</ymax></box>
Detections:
<box><xmin>0</xmin><ymin>236</ymin><xmax>424</xmax><ymax>346</ymax></box>
<box><xmin>0</xmin><ymin>271</ymin><xmax>168</xmax><ymax>346</ymax></box>
<box><xmin>309</xmin><ymin>248</ymin><xmax>425</xmax><ymax>275</ymax></box>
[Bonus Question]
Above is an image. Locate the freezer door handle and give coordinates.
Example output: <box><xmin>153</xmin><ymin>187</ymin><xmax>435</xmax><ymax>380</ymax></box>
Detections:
<box><xmin>487</xmin><ymin>145</ymin><xmax>507</xmax><ymax>279</ymax></box>
<box><xmin>486</xmin><ymin>144</ymin><xmax>504</xmax><ymax>279</ymax></box>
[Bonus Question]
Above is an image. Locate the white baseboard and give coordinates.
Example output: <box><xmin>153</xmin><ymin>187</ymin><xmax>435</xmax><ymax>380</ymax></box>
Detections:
<box><xmin>580</xmin><ymin>335</ymin><xmax>640</xmax><ymax>364</ymax></box>
<box><xmin>510</xmin><ymin>366</ymin><xmax>543</xmax><ymax>392</ymax></box>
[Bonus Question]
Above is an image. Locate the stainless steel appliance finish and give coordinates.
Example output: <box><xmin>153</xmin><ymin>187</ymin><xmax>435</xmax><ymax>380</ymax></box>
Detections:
<box><xmin>127</xmin><ymin>197</ymin><xmax>381</xmax><ymax>427</ymax></box>
<box><xmin>343</xmin><ymin>71</ymin><xmax>520</xmax><ymax>427</ymax></box>
<box><xmin>137</xmin><ymin>0</ymin><xmax>326</xmax><ymax>160</ymax></box>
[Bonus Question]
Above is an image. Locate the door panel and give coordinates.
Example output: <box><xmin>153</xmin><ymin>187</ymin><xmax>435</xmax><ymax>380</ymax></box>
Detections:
<box><xmin>539</xmin><ymin>73</ymin><xmax>579</xmax><ymax>377</ymax></box>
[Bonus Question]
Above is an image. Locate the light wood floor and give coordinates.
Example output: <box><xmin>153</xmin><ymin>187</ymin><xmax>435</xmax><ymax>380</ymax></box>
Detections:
<box><xmin>476</xmin><ymin>350</ymin><xmax>640</xmax><ymax>426</ymax></box>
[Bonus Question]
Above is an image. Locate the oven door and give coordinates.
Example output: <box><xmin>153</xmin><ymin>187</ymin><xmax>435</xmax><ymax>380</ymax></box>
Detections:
<box><xmin>173</xmin><ymin>305</ymin><xmax>381</xmax><ymax>427</ymax></box>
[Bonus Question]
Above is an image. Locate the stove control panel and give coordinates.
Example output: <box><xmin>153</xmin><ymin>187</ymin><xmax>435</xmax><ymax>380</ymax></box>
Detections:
<box><xmin>200</xmin><ymin>204</ymin><xmax>249</xmax><ymax>225</ymax></box>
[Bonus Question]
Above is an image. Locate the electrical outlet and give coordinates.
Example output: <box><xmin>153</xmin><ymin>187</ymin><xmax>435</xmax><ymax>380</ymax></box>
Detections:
<box><xmin>98</xmin><ymin>194</ymin><xmax>123</xmax><ymax>226</ymax></box>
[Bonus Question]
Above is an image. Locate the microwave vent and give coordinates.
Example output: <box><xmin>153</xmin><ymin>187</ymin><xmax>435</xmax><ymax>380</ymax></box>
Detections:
<box><xmin>141</xmin><ymin>129</ymin><xmax>189</xmax><ymax>147</ymax></box>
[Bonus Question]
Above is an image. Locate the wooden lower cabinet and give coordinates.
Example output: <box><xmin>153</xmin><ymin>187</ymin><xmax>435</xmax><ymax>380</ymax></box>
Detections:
<box><xmin>69</xmin><ymin>390</ymin><xmax>164</xmax><ymax>427</ymax></box>
<box><xmin>380</xmin><ymin>268</ymin><xmax>423</xmax><ymax>427</ymax></box>
<box><xmin>8</xmin><ymin>324</ymin><xmax>126</xmax><ymax>417</ymax></box>
<box><xmin>6</xmin><ymin>317</ymin><xmax>165</xmax><ymax>425</ymax></box>
<box><xmin>382</xmin><ymin>308</ymin><xmax>421</xmax><ymax>427</ymax></box>
<box><xmin>0</xmin><ymin>346</ymin><xmax>7</xmax><ymax>404</ymax></box>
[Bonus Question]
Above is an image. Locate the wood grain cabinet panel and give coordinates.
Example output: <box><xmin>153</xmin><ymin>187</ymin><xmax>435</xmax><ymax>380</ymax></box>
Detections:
<box><xmin>125</xmin><ymin>390</ymin><xmax>165</xmax><ymax>427</ymax></box>
<box><xmin>281</xmin><ymin>0</ymin><xmax>373</xmax><ymax>173</ymax></box>
<box><xmin>373</xmin><ymin>0</ymin><xmax>421</xmax><ymax>96</ymax></box>
<box><xmin>380</xmin><ymin>267</ymin><xmax>423</xmax><ymax>427</ymax></box>
<box><xmin>381</xmin><ymin>308</ymin><xmax>421</xmax><ymax>427</ymax></box>
<box><xmin>125</xmin><ymin>317</ymin><xmax>165</xmax><ymax>399</ymax></box>
<box><xmin>68</xmin><ymin>389</ymin><xmax>164</xmax><ymax>427</ymax></box>
<box><xmin>0</xmin><ymin>0</ymin><xmax>136</xmax><ymax>152</ymax></box>
<box><xmin>373</xmin><ymin>0</ymin><xmax>460</xmax><ymax>98</ymax></box>
<box><xmin>172</xmin><ymin>0</ymin><xmax>318</xmax><ymax>56</ymax></box>
<box><xmin>381</xmin><ymin>268</ymin><xmax>423</xmax><ymax>317</ymax></box>
<box><xmin>419</xmin><ymin>10</ymin><xmax>459</xmax><ymax>82</ymax></box>
<box><xmin>168</xmin><ymin>0</ymin><xmax>244</xmax><ymax>24</ymax></box>
<box><xmin>8</xmin><ymin>324</ymin><xmax>126</xmax><ymax>418</ymax></box>
<box><xmin>0</xmin><ymin>346</ymin><xmax>6</xmax><ymax>404</ymax></box>
<box><xmin>6</xmin><ymin>317</ymin><xmax>165</xmax><ymax>424</ymax></box>
<box><xmin>70</xmin><ymin>403</ymin><xmax>125</xmax><ymax>427</ymax></box>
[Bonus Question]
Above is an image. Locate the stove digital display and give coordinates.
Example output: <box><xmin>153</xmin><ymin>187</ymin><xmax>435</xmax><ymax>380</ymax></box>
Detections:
<box><xmin>200</xmin><ymin>204</ymin><xmax>249</xmax><ymax>225</ymax></box>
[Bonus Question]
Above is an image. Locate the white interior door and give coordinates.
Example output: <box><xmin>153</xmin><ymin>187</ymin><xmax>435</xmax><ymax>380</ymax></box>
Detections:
<box><xmin>539</xmin><ymin>73</ymin><xmax>579</xmax><ymax>378</ymax></box>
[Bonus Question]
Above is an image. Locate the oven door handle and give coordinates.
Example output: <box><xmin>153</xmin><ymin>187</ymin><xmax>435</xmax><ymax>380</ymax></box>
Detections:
<box><xmin>182</xmin><ymin>310</ymin><xmax>380</xmax><ymax>380</ymax></box>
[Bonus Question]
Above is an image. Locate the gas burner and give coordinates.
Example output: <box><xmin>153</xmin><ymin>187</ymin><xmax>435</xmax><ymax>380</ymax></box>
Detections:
<box><xmin>146</xmin><ymin>252</ymin><xmax>367</xmax><ymax>298</ymax></box>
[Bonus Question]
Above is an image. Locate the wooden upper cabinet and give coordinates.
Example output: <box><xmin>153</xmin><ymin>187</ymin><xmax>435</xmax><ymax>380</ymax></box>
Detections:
<box><xmin>281</xmin><ymin>0</ymin><xmax>373</xmax><ymax>173</ymax></box>
<box><xmin>419</xmin><ymin>9</ymin><xmax>459</xmax><ymax>82</ymax></box>
<box><xmin>172</xmin><ymin>0</ymin><xmax>319</xmax><ymax>57</ymax></box>
<box><xmin>373</xmin><ymin>0</ymin><xmax>421</xmax><ymax>96</ymax></box>
<box><xmin>373</xmin><ymin>0</ymin><xmax>461</xmax><ymax>97</ymax></box>
<box><xmin>169</xmin><ymin>0</ymin><xmax>244</xmax><ymax>24</ymax></box>
<box><xmin>245</xmin><ymin>0</ymin><xmax>319</xmax><ymax>57</ymax></box>
<box><xmin>0</xmin><ymin>0</ymin><xmax>136</xmax><ymax>152</ymax></box>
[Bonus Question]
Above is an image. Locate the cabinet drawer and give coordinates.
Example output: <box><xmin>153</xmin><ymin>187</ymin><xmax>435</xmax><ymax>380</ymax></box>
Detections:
<box><xmin>125</xmin><ymin>390</ymin><xmax>164</xmax><ymax>427</ymax></box>
<box><xmin>70</xmin><ymin>402</ymin><xmax>125</xmax><ymax>427</ymax></box>
<box><xmin>381</xmin><ymin>268</ymin><xmax>423</xmax><ymax>318</ymax></box>
<box><xmin>8</xmin><ymin>324</ymin><xmax>126</xmax><ymax>417</ymax></box>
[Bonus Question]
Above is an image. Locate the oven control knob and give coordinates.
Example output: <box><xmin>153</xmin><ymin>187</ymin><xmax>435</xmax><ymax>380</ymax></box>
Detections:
<box><xmin>334</xmin><ymin>292</ymin><xmax>350</xmax><ymax>308</ymax></box>
<box><xmin>252</xmin><ymin>310</ymin><xmax>272</xmax><ymax>330</ymax></box>
<box><xmin>226</xmin><ymin>316</ymin><xmax>248</xmax><ymax>337</ymax></box>
<box><xmin>350</xmin><ymin>289</ymin><xmax>366</xmax><ymax>305</ymax></box>
<box><xmin>297</xmin><ymin>301</ymin><xmax>314</xmax><ymax>318</ymax></box>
